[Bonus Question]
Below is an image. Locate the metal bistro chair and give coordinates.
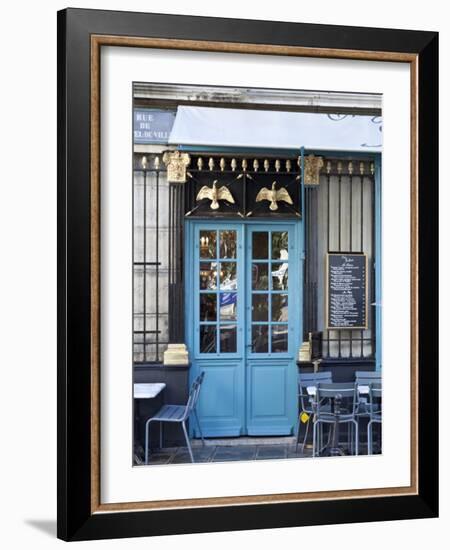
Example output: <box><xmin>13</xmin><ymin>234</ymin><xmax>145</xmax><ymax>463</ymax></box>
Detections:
<box><xmin>312</xmin><ymin>382</ymin><xmax>359</xmax><ymax>457</ymax></box>
<box><xmin>355</xmin><ymin>371</ymin><xmax>382</xmax><ymax>417</ymax></box>
<box><xmin>367</xmin><ymin>382</ymin><xmax>382</xmax><ymax>455</ymax></box>
<box><xmin>145</xmin><ymin>372</ymin><xmax>205</xmax><ymax>464</ymax></box>
<box><xmin>296</xmin><ymin>371</ymin><xmax>333</xmax><ymax>453</ymax></box>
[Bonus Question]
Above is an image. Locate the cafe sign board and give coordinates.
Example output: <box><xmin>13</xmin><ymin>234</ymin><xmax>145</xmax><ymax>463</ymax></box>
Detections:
<box><xmin>133</xmin><ymin>108</ymin><xmax>176</xmax><ymax>144</ymax></box>
<box><xmin>326</xmin><ymin>252</ymin><xmax>368</xmax><ymax>330</ymax></box>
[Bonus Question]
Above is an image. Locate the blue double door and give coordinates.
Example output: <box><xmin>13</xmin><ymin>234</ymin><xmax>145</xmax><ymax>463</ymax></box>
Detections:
<box><xmin>186</xmin><ymin>221</ymin><xmax>301</xmax><ymax>437</ymax></box>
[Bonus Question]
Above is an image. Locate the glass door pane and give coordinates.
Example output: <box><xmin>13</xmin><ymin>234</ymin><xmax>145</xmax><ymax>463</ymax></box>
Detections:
<box><xmin>198</xmin><ymin>228</ymin><xmax>238</xmax><ymax>354</ymax></box>
<box><xmin>250</xmin><ymin>229</ymin><xmax>289</xmax><ymax>354</ymax></box>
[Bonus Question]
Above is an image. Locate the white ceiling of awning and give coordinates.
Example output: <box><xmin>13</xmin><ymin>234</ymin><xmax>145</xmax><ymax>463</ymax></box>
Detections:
<box><xmin>168</xmin><ymin>106</ymin><xmax>382</xmax><ymax>153</ymax></box>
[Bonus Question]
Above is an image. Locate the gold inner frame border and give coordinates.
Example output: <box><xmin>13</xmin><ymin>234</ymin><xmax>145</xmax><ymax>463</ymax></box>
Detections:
<box><xmin>90</xmin><ymin>34</ymin><xmax>419</xmax><ymax>514</ymax></box>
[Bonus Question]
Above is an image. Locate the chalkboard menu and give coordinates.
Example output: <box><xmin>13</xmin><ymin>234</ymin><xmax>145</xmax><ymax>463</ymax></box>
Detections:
<box><xmin>326</xmin><ymin>253</ymin><xmax>368</xmax><ymax>329</ymax></box>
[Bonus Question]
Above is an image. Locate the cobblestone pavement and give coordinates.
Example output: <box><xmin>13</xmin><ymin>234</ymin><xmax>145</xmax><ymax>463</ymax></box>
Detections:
<box><xmin>135</xmin><ymin>440</ymin><xmax>375</xmax><ymax>465</ymax></box>
<box><xmin>134</xmin><ymin>426</ymin><xmax>379</xmax><ymax>465</ymax></box>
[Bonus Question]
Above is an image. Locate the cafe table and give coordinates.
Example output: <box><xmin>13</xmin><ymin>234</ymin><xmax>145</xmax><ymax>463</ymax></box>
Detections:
<box><xmin>134</xmin><ymin>382</ymin><xmax>166</xmax><ymax>399</ymax></box>
<box><xmin>306</xmin><ymin>384</ymin><xmax>369</xmax><ymax>396</ymax></box>
<box><xmin>134</xmin><ymin>383</ymin><xmax>166</xmax><ymax>462</ymax></box>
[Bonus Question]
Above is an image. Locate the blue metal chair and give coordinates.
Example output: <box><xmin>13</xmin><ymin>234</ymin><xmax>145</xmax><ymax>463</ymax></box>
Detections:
<box><xmin>312</xmin><ymin>382</ymin><xmax>359</xmax><ymax>457</ymax></box>
<box><xmin>145</xmin><ymin>372</ymin><xmax>205</xmax><ymax>464</ymax></box>
<box><xmin>355</xmin><ymin>371</ymin><xmax>382</xmax><ymax>383</ymax></box>
<box><xmin>355</xmin><ymin>371</ymin><xmax>382</xmax><ymax>416</ymax></box>
<box><xmin>367</xmin><ymin>382</ymin><xmax>382</xmax><ymax>454</ymax></box>
<box><xmin>296</xmin><ymin>371</ymin><xmax>333</xmax><ymax>453</ymax></box>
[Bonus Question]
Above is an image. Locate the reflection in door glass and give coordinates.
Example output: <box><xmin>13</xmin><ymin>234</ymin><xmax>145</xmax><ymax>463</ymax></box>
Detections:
<box><xmin>252</xmin><ymin>263</ymin><xmax>269</xmax><ymax>290</ymax></box>
<box><xmin>220</xmin><ymin>325</ymin><xmax>237</xmax><ymax>353</ymax></box>
<box><xmin>272</xmin><ymin>231</ymin><xmax>289</xmax><ymax>259</ymax></box>
<box><xmin>252</xmin><ymin>325</ymin><xmax>269</xmax><ymax>353</ymax></box>
<box><xmin>272</xmin><ymin>324</ymin><xmax>288</xmax><ymax>353</ymax></box>
<box><xmin>220</xmin><ymin>293</ymin><xmax>237</xmax><ymax>321</ymax></box>
<box><xmin>219</xmin><ymin>230</ymin><xmax>237</xmax><ymax>259</ymax></box>
<box><xmin>197</xmin><ymin>226</ymin><xmax>292</xmax><ymax>357</ymax></box>
<box><xmin>272</xmin><ymin>263</ymin><xmax>288</xmax><ymax>290</ymax></box>
<box><xmin>199</xmin><ymin>230</ymin><xmax>217</xmax><ymax>258</ymax></box>
<box><xmin>200</xmin><ymin>325</ymin><xmax>216</xmax><ymax>353</ymax></box>
<box><xmin>252</xmin><ymin>232</ymin><xmax>268</xmax><ymax>259</ymax></box>
<box><xmin>199</xmin><ymin>262</ymin><xmax>217</xmax><ymax>289</ymax></box>
<box><xmin>199</xmin><ymin>293</ymin><xmax>217</xmax><ymax>322</ymax></box>
<box><xmin>219</xmin><ymin>262</ymin><xmax>237</xmax><ymax>289</ymax></box>
<box><xmin>252</xmin><ymin>294</ymin><xmax>268</xmax><ymax>321</ymax></box>
<box><xmin>272</xmin><ymin>294</ymin><xmax>288</xmax><ymax>321</ymax></box>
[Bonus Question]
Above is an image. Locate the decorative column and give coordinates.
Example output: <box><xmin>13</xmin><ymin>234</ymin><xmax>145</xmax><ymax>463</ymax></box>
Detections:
<box><xmin>163</xmin><ymin>151</ymin><xmax>191</xmax><ymax>356</ymax></box>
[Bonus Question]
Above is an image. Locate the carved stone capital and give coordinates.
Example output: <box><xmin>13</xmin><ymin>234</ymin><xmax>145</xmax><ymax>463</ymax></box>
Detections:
<box><xmin>162</xmin><ymin>150</ymin><xmax>191</xmax><ymax>183</ymax></box>
<box><xmin>304</xmin><ymin>155</ymin><xmax>324</xmax><ymax>186</ymax></box>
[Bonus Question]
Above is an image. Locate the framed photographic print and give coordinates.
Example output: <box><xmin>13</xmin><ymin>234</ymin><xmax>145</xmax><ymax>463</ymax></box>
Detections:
<box><xmin>57</xmin><ymin>8</ymin><xmax>438</xmax><ymax>541</ymax></box>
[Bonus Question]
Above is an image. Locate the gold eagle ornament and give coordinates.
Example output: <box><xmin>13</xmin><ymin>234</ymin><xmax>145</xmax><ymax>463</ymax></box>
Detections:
<box><xmin>255</xmin><ymin>181</ymin><xmax>293</xmax><ymax>211</ymax></box>
<box><xmin>196</xmin><ymin>180</ymin><xmax>235</xmax><ymax>210</ymax></box>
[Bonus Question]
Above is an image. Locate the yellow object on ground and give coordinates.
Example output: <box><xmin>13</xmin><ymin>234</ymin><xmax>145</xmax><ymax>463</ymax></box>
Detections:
<box><xmin>300</xmin><ymin>412</ymin><xmax>310</xmax><ymax>424</ymax></box>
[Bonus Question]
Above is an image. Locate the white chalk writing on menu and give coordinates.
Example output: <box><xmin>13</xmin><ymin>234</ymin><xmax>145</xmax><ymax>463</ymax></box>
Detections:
<box><xmin>327</xmin><ymin>253</ymin><xmax>366</xmax><ymax>328</ymax></box>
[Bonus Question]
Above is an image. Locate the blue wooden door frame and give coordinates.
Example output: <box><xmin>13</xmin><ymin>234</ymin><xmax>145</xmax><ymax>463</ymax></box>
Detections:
<box><xmin>187</xmin><ymin>222</ymin><xmax>245</xmax><ymax>437</ymax></box>
<box><xmin>245</xmin><ymin>223</ymin><xmax>300</xmax><ymax>435</ymax></box>
<box><xmin>186</xmin><ymin>219</ymin><xmax>302</xmax><ymax>437</ymax></box>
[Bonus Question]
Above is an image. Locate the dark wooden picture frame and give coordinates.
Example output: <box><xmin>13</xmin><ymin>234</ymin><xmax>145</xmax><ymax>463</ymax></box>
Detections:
<box><xmin>57</xmin><ymin>8</ymin><xmax>438</xmax><ymax>541</ymax></box>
